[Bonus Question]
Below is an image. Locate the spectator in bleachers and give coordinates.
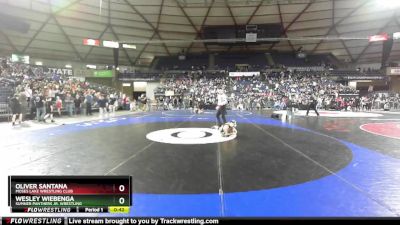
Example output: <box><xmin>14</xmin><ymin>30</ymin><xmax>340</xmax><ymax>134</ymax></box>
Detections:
<box><xmin>153</xmin><ymin>68</ymin><xmax>363</xmax><ymax>113</ymax></box>
<box><xmin>1</xmin><ymin>57</ymin><xmax>123</xmax><ymax>120</ymax></box>
<box><xmin>108</xmin><ymin>94</ymin><xmax>117</xmax><ymax>116</ymax></box>
<box><xmin>35</xmin><ymin>93</ymin><xmax>46</xmax><ymax>122</ymax></box>
<box><xmin>19</xmin><ymin>91</ymin><xmax>28</xmax><ymax>122</ymax></box>
<box><xmin>55</xmin><ymin>96</ymin><xmax>63</xmax><ymax>117</ymax></box>
<box><xmin>64</xmin><ymin>92</ymin><xmax>74</xmax><ymax>117</ymax></box>
<box><xmin>29</xmin><ymin>92</ymin><xmax>36</xmax><ymax>120</ymax></box>
<box><xmin>130</xmin><ymin>98</ymin><xmax>136</xmax><ymax>112</ymax></box>
<box><xmin>85</xmin><ymin>91</ymin><xmax>93</xmax><ymax>116</ymax></box>
<box><xmin>139</xmin><ymin>94</ymin><xmax>148</xmax><ymax>111</ymax></box>
<box><xmin>122</xmin><ymin>94</ymin><xmax>129</xmax><ymax>110</ymax></box>
<box><xmin>97</xmin><ymin>95</ymin><xmax>108</xmax><ymax>119</ymax></box>
<box><xmin>74</xmin><ymin>94</ymin><xmax>82</xmax><ymax>115</ymax></box>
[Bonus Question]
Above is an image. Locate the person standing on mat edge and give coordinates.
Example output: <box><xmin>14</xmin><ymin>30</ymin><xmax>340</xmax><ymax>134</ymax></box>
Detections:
<box><xmin>216</xmin><ymin>88</ymin><xmax>228</xmax><ymax>127</ymax></box>
<box><xmin>85</xmin><ymin>91</ymin><xmax>93</xmax><ymax>116</ymax></box>
<box><xmin>9</xmin><ymin>94</ymin><xmax>22</xmax><ymax>126</ymax></box>
<box><xmin>43</xmin><ymin>97</ymin><xmax>55</xmax><ymax>123</ymax></box>
<box><xmin>306</xmin><ymin>93</ymin><xmax>320</xmax><ymax>116</ymax></box>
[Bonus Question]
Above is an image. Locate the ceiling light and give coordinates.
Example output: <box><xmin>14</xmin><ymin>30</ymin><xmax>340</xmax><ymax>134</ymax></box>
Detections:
<box><xmin>393</xmin><ymin>32</ymin><xmax>400</xmax><ymax>40</ymax></box>
<box><xmin>103</xmin><ymin>40</ymin><xmax>119</xmax><ymax>48</ymax></box>
<box><xmin>122</xmin><ymin>44</ymin><xmax>136</xmax><ymax>49</ymax></box>
<box><xmin>374</xmin><ymin>0</ymin><xmax>400</xmax><ymax>8</ymax></box>
<box><xmin>86</xmin><ymin>64</ymin><xmax>97</xmax><ymax>69</ymax></box>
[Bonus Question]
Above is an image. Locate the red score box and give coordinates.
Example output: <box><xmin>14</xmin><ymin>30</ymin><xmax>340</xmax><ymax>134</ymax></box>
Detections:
<box><xmin>9</xmin><ymin>176</ymin><xmax>131</xmax><ymax>206</ymax></box>
<box><xmin>12</xmin><ymin>183</ymin><xmax>129</xmax><ymax>195</ymax></box>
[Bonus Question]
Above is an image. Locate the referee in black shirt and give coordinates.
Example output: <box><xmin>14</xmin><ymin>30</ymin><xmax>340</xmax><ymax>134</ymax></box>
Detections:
<box><xmin>306</xmin><ymin>94</ymin><xmax>320</xmax><ymax>116</ymax></box>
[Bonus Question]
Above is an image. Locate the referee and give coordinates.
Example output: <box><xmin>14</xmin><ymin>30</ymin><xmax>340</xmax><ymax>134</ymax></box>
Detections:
<box><xmin>216</xmin><ymin>89</ymin><xmax>228</xmax><ymax>127</ymax></box>
<box><xmin>306</xmin><ymin>93</ymin><xmax>320</xmax><ymax>116</ymax></box>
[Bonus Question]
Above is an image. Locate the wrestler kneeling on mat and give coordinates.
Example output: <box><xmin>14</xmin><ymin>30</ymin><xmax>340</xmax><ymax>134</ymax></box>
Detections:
<box><xmin>220</xmin><ymin>120</ymin><xmax>237</xmax><ymax>137</ymax></box>
<box><xmin>212</xmin><ymin>120</ymin><xmax>237</xmax><ymax>137</ymax></box>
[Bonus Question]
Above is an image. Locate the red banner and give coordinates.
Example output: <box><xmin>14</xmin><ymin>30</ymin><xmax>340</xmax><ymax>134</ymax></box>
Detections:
<box><xmin>83</xmin><ymin>38</ymin><xmax>100</xmax><ymax>46</ymax></box>
<box><xmin>368</xmin><ymin>33</ymin><xmax>389</xmax><ymax>42</ymax></box>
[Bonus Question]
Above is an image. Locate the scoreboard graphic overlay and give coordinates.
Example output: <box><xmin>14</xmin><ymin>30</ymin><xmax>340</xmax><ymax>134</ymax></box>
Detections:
<box><xmin>8</xmin><ymin>176</ymin><xmax>131</xmax><ymax>213</ymax></box>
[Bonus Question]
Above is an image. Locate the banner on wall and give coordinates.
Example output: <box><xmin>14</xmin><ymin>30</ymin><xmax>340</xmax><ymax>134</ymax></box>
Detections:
<box><xmin>368</xmin><ymin>33</ymin><xmax>389</xmax><ymax>42</ymax></box>
<box><xmin>368</xmin><ymin>85</ymin><xmax>374</xmax><ymax>92</ymax></box>
<box><xmin>74</xmin><ymin>69</ymin><xmax>94</xmax><ymax>77</ymax></box>
<box><xmin>93</xmin><ymin>70</ymin><xmax>114</xmax><ymax>78</ymax></box>
<box><xmin>11</xmin><ymin>54</ymin><xmax>29</xmax><ymax>64</ymax></box>
<box><xmin>133</xmin><ymin>81</ymin><xmax>147</xmax><ymax>92</ymax></box>
<box><xmin>118</xmin><ymin>72</ymin><xmax>159</xmax><ymax>81</ymax></box>
<box><xmin>394</xmin><ymin>32</ymin><xmax>400</xmax><ymax>40</ymax></box>
<box><xmin>73</xmin><ymin>69</ymin><xmax>114</xmax><ymax>78</ymax></box>
<box><xmin>165</xmin><ymin>90</ymin><xmax>175</xmax><ymax>96</ymax></box>
<box><xmin>387</xmin><ymin>67</ymin><xmax>400</xmax><ymax>75</ymax></box>
<box><xmin>345</xmin><ymin>76</ymin><xmax>386</xmax><ymax>80</ymax></box>
<box><xmin>123</xmin><ymin>77</ymin><xmax>157</xmax><ymax>81</ymax></box>
<box><xmin>229</xmin><ymin>72</ymin><xmax>260</xmax><ymax>77</ymax></box>
<box><xmin>46</xmin><ymin>68</ymin><xmax>73</xmax><ymax>76</ymax></box>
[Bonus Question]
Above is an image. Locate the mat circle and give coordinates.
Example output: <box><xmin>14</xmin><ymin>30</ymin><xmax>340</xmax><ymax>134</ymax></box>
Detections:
<box><xmin>146</xmin><ymin>127</ymin><xmax>237</xmax><ymax>144</ymax></box>
<box><xmin>360</xmin><ymin>122</ymin><xmax>400</xmax><ymax>140</ymax></box>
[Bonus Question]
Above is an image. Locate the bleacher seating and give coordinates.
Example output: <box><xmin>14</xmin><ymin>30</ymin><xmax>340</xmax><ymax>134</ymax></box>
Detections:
<box><xmin>153</xmin><ymin>52</ymin><xmax>336</xmax><ymax>72</ymax></box>
<box><xmin>272</xmin><ymin>52</ymin><xmax>331</xmax><ymax>67</ymax></box>
<box><xmin>329</xmin><ymin>70</ymin><xmax>384</xmax><ymax>76</ymax></box>
<box><xmin>214</xmin><ymin>53</ymin><xmax>267</xmax><ymax>71</ymax></box>
<box><xmin>155</xmin><ymin>54</ymin><xmax>209</xmax><ymax>71</ymax></box>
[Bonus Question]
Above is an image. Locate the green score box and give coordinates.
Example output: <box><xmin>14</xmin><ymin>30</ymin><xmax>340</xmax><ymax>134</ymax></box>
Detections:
<box><xmin>11</xmin><ymin>194</ymin><xmax>130</xmax><ymax>207</ymax></box>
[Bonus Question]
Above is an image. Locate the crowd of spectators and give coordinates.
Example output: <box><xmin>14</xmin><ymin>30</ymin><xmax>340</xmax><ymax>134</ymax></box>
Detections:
<box><xmin>2</xmin><ymin>56</ymin><xmax>400</xmax><ymax>123</ymax></box>
<box><xmin>0</xmin><ymin>58</ymin><xmax>123</xmax><ymax>123</ymax></box>
<box><xmin>229</xmin><ymin>70</ymin><xmax>361</xmax><ymax>111</ymax></box>
<box><xmin>152</xmin><ymin>69</ymin><xmax>382</xmax><ymax>112</ymax></box>
<box><xmin>362</xmin><ymin>92</ymin><xmax>400</xmax><ymax>111</ymax></box>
